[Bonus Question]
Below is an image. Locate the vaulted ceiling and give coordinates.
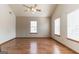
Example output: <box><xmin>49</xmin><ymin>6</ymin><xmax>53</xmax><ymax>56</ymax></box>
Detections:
<box><xmin>9</xmin><ymin>4</ymin><xmax>56</xmax><ymax>17</ymax></box>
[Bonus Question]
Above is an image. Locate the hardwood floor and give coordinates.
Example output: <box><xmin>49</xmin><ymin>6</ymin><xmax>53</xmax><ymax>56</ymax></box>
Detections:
<box><xmin>0</xmin><ymin>38</ymin><xmax>76</xmax><ymax>54</ymax></box>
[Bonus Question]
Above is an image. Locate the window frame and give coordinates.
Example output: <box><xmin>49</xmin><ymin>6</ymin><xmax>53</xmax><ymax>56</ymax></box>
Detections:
<box><xmin>54</xmin><ymin>17</ymin><xmax>60</xmax><ymax>37</ymax></box>
<box><xmin>30</xmin><ymin>20</ymin><xmax>38</xmax><ymax>34</ymax></box>
<box><xmin>67</xmin><ymin>9</ymin><xmax>79</xmax><ymax>42</ymax></box>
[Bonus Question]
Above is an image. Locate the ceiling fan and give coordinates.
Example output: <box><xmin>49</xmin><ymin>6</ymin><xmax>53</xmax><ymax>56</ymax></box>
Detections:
<box><xmin>23</xmin><ymin>4</ymin><xmax>41</xmax><ymax>12</ymax></box>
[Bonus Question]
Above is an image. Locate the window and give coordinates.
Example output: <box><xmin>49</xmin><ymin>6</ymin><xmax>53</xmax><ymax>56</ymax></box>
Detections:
<box><xmin>30</xmin><ymin>21</ymin><xmax>37</xmax><ymax>33</ymax></box>
<box><xmin>67</xmin><ymin>9</ymin><xmax>79</xmax><ymax>41</ymax></box>
<box><xmin>54</xmin><ymin>18</ymin><xmax>60</xmax><ymax>36</ymax></box>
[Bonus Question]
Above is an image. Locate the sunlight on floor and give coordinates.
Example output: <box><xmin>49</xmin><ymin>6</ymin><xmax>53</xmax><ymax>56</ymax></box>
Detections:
<box><xmin>30</xmin><ymin>41</ymin><xmax>37</xmax><ymax>54</ymax></box>
<box><xmin>53</xmin><ymin>44</ymin><xmax>61</xmax><ymax>54</ymax></box>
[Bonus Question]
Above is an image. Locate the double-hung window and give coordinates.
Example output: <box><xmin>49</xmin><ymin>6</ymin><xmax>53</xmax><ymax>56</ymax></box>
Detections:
<box><xmin>67</xmin><ymin>10</ymin><xmax>79</xmax><ymax>41</ymax></box>
<box><xmin>30</xmin><ymin>21</ymin><xmax>37</xmax><ymax>33</ymax></box>
<box><xmin>54</xmin><ymin>18</ymin><xmax>60</xmax><ymax>36</ymax></box>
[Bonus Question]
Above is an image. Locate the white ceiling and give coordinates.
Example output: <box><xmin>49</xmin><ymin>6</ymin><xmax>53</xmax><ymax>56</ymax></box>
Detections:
<box><xmin>9</xmin><ymin>4</ymin><xmax>56</xmax><ymax>17</ymax></box>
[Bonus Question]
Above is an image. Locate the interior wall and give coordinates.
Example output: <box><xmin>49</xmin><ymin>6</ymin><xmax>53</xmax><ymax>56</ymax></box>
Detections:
<box><xmin>51</xmin><ymin>4</ymin><xmax>79</xmax><ymax>53</ymax></box>
<box><xmin>16</xmin><ymin>16</ymin><xmax>50</xmax><ymax>37</ymax></box>
<box><xmin>0</xmin><ymin>4</ymin><xmax>16</xmax><ymax>44</ymax></box>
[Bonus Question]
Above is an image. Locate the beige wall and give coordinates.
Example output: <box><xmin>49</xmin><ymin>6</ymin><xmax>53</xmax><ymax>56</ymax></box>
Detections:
<box><xmin>51</xmin><ymin>4</ymin><xmax>79</xmax><ymax>53</ymax></box>
<box><xmin>16</xmin><ymin>17</ymin><xmax>50</xmax><ymax>37</ymax></box>
<box><xmin>0</xmin><ymin>4</ymin><xmax>16</xmax><ymax>44</ymax></box>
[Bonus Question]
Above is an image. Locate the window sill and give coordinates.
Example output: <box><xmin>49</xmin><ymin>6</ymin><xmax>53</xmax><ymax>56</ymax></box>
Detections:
<box><xmin>67</xmin><ymin>37</ymin><xmax>79</xmax><ymax>43</ymax></box>
<box><xmin>54</xmin><ymin>34</ymin><xmax>60</xmax><ymax>37</ymax></box>
<box><xmin>29</xmin><ymin>33</ymin><xmax>38</xmax><ymax>34</ymax></box>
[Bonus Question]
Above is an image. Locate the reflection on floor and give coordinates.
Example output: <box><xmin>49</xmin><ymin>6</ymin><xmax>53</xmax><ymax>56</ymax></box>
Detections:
<box><xmin>0</xmin><ymin>38</ymin><xmax>76</xmax><ymax>54</ymax></box>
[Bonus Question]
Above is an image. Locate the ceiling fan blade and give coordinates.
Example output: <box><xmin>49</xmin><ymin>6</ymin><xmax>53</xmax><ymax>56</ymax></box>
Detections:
<box><xmin>23</xmin><ymin>4</ymin><xmax>31</xmax><ymax>8</ymax></box>
<box><xmin>33</xmin><ymin>4</ymin><xmax>37</xmax><ymax>8</ymax></box>
<box><xmin>36</xmin><ymin>9</ymin><xmax>41</xmax><ymax>12</ymax></box>
<box><xmin>24</xmin><ymin>10</ymin><xmax>28</xmax><ymax>12</ymax></box>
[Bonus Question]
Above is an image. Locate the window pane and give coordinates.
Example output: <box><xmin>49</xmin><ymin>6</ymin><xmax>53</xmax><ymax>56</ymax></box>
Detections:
<box><xmin>67</xmin><ymin>9</ymin><xmax>79</xmax><ymax>41</ymax></box>
<box><xmin>30</xmin><ymin>21</ymin><xmax>37</xmax><ymax>33</ymax></box>
<box><xmin>54</xmin><ymin>18</ymin><xmax>60</xmax><ymax>35</ymax></box>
